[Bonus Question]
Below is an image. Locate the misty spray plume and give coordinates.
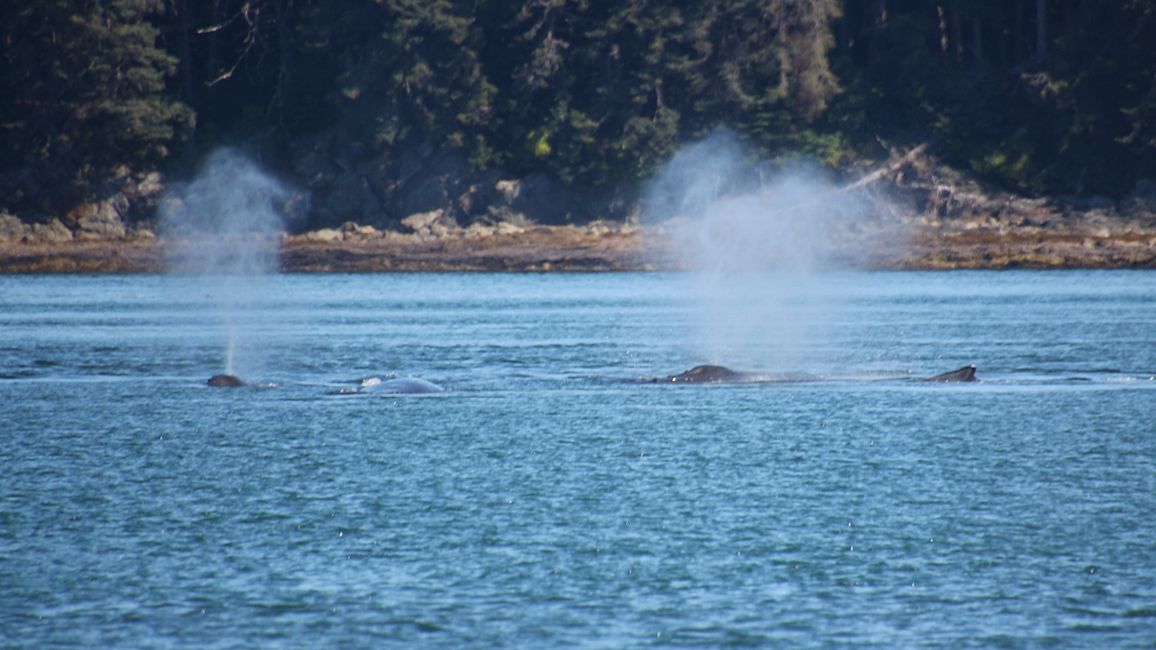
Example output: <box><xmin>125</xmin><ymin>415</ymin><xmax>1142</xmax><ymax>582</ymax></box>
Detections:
<box><xmin>645</xmin><ymin>129</ymin><xmax>882</xmax><ymax>370</ymax></box>
<box><xmin>160</xmin><ymin>148</ymin><xmax>294</xmax><ymax>379</ymax></box>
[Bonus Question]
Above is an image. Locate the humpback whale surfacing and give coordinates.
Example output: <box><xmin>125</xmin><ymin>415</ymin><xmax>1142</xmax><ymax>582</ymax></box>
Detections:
<box><xmin>654</xmin><ymin>363</ymin><xmax>980</xmax><ymax>384</ymax></box>
<box><xmin>207</xmin><ymin>374</ymin><xmax>244</xmax><ymax>387</ymax></box>
<box><xmin>924</xmin><ymin>365</ymin><xmax>978</xmax><ymax>382</ymax></box>
<box><xmin>657</xmin><ymin>365</ymin><xmax>750</xmax><ymax>383</ymax></box>
<box><xmin>362</xmin><ymin>377</ymin><xmax>445</xmax><ymax>394</ymax></box>
<box><xmin>334</xmin><ymin>376</ymin><xmax>446</xmax><ymax>395</ymax></box>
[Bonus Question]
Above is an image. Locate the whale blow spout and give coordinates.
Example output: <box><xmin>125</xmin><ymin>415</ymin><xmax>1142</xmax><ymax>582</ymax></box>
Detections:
<box><xmin>207</xmin><ymin>374</ymin><xmax>244</xmax><ymax>387</ymax></box>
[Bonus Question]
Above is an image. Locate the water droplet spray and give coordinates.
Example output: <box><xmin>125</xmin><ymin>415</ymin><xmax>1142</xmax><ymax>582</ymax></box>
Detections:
<box><xmin>160</xmin><ymin>149</ymin><xmax>294</xmax><ymax>383</ymax></box>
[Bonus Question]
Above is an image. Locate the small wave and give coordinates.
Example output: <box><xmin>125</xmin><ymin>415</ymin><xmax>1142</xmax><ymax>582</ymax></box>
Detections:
<box><xmin>1065</xmin><ymin>622</ymin><xmax>1124</xmax><ymax>633</ymax></box>
<box><xmin>0</xmin><ymin>369</ymin><xmax>45</xmax><ymax>379</ymax></box>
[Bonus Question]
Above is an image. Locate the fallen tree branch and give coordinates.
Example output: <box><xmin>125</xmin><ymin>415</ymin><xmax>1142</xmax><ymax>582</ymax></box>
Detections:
<box><xmin>840</xmin><ymin>142</ymin><xmax>929</xmax><ymax>192</ymax></box>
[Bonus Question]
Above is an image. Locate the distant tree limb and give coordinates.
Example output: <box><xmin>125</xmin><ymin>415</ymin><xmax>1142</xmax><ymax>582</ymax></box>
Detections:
<box><xmin>840</xmin><ymin>142</ymin><xmax>929</xmax><ymax>192</ymax></box>
<box><xmin>200</xmin><ymin>2</ymin><xmax>258</xmax><ymax>87</ymax></box>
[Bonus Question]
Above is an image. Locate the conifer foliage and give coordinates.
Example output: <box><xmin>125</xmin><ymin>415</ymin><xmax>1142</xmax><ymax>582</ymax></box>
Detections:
<box><xmin>1</xmin><ymin>1</ymin><xmax>191</xmax><ymax>176</ymax></box>
<box><xmin>1</xmin><ymin>0</ymin><xmax>1154</xmax><ymax>214</ymax></box>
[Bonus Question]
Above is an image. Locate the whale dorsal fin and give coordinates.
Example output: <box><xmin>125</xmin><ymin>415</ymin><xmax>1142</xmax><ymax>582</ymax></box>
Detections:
<box><xmin>925</xmin><ymin>365</ymin><xmax>977</xmax><ymax>382</ymax></box>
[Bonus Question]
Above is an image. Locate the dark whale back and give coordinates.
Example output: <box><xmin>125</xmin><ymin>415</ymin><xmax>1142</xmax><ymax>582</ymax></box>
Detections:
<box><xmin>925</xmin><ymin>365</ymin><xmax>977</xmax><ymax>382</ymax></box>
<box><xmin>656</xmin><ymin>364</ymin><xmax>980</xmax><ymax>383</ymax></box>
<box><xmin>661</xmin><ymin>364</ymin><xmax>746</xmax><ymax>383</ymax></box>
<box><xmin>207</xmin><ymin>374</ymin><xmax>244</xmax><ymax>387</ymax></box>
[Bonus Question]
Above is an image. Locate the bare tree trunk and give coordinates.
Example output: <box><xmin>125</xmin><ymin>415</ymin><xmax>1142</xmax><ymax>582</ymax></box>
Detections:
<box><xmin>937</xmin><ymin>5</ymin><xmax>949</xmax><ymax>54</ymax></box>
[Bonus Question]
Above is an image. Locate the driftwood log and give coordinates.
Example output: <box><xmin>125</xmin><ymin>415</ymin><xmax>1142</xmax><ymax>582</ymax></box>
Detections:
<box><xmin>840</xmin><ymin>142</ymin><xmax>929</xmax><ymax>193</ymax></box>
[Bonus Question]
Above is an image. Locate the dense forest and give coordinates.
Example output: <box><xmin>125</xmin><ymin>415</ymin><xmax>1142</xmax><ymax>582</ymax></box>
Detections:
<box><xmin>2</xmin><ymin>0</ymin><xmax>1154</xmax><ymax>229</ymax></box>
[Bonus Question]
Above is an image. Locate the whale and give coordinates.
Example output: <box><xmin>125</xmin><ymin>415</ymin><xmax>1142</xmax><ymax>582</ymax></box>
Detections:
<box><xmin>207</xmin><ymin>373</ymin><xmax>244</xmax><ymax>387</ymax></box>
<box><xmin>652</xmin><ymin>364</ymin><xmax>817</xmax><ymax>383</ymax></box>
<box><xmin>656</xmin><ymin>364</ymin><xmax>756</xmax><ymax>383</ymax></box>
<box><xmin>924</xmin><ymin>364</ymin><xmax>977</xmax><ymax>382</ymax></box>
<box><xmin>654</xmin><ymin>364</ymin><xmax>980</xmax><ymax>384</ymax></box>
<box><xmin>206</xmin><ymin>373</ymin><xmax>444</xmax><ymax>393</ymax></box>
<box><xmin>336</xmin><ymin>376</ymin><xmax>446</xmax><ymax>395</ymax></box>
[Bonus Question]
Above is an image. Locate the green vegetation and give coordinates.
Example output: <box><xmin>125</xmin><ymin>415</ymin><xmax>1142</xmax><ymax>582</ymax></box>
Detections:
<box><xmin>2</xmin><ymin>0</ymin><xmax>1154</xmax><ymax>218</ymax></box>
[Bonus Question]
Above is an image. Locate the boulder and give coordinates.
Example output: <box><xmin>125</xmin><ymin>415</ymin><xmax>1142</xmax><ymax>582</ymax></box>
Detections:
<box><xmin>463</xmin><ymin>222</ymin><xmax>497</xmax><ymax>239</ymax></box>
<box><xmin>131</xmin><ymin>227</ymin><xmax>157</xmax><ymax>241</ymax></box>
<box><xmin>70</xmin><ymin>195</ymin><xmax>128</xmax><ymax>240</ymax></box>
<box><xmin>400</xmin><ymin>209</ymin><xmax>459</xmax><ymax>237</ymax></box>
<box><xmin>339</xmin><ymin>221</ymin><xmax>381</xmax><ymax>241</ymax></box>
<box><xmin>302</xmin><ymin>228</ymin><xmax>343</xmax><ymax>242</ymax></box>
<box><xmin>496</xmin><ymin>179</ymin><xmax>522</xmax><ymax>203</ymax></box>
<box><xmin>400</xmin><ymin>209</ymin><xmax>444</xmax><ymax>232</ymax></box>
<box><xmin>494</xmin><ymin>221</ymin><xmax>525</xmax><ymax>235</ymax></box>
<box><xmin>31</xmin><ymin>219</ymin><xmax>73</xmax><ymax>244</ymax></box>
<box><xmin>0</xmin><ymin>212</ymin><xmax>30</xmax><ymax>243</ymax></box>
<box><xmin>454</xmin><ymin>172</ymin><xmax>502</xmax><ymax>220</ymax></box>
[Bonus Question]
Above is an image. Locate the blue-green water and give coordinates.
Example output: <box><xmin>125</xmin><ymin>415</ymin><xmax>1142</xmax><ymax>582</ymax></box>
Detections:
<box><xmin>2</xmin><ymin>271</ymin><xmax>1154</xmax><ymax>648</ymax></box>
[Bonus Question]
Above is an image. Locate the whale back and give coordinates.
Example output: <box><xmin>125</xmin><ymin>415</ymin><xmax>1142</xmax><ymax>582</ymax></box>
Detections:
<box><xmin>657</xmin><ymin>364</ymin><xmax>980</xmax><ymax>384</ymax></box>
<box><xmin>925</xmin><ymin>365</ymin><xmax>977</xmax><ymax>382</ymax></box>
<box><xmin>359</xmin><ymin>377</ymin><xmax>445</xmax><ymax>394</ymax></box>
<box><xmin>662</xmin><ymin>364</ymin><xmax>745</xmax><ymax>383</ymax></box>
<box><xmin>207</xmin><ymin>374</ymin><xmax>244</xmax><ymax>387</ymax></box>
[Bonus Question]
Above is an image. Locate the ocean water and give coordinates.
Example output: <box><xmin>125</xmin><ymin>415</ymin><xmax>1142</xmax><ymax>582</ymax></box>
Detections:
<box><xmin>1</xmin><ymin>271</ymin><xmax>1154</xmax><ymax>648</ymax></box>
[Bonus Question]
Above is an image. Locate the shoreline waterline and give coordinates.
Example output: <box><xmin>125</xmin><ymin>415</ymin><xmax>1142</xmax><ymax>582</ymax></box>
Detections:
<box><xmin>1</xmin><ymin>223</ymin><xmax>1154</xmax><ymax>273</ymax></box>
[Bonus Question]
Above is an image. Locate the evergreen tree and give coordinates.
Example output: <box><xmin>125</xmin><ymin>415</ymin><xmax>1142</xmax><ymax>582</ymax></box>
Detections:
<box><xmin>4</xmin><ymin>0</ymin><xmax>1156</xmax><ymax>216</ymax></box>
<box><xmin>0</xmin><ymin>0</ymin><xmax>191</xmax><ymax>181</ymax></box>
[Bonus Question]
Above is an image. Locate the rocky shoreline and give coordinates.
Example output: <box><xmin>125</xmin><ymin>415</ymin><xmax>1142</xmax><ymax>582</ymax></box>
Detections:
<box><xmin>2</xmin><ymin>151</ymin><xmax>1154</xmax><ymax>273</ymax></box>
<box><xmin>1</xmin><ymin>217</ymin><xmax>1154</xmax><ymax>273</ymax></box>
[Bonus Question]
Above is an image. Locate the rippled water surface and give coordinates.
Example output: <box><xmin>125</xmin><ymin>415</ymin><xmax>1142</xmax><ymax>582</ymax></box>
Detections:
<box><xmin>2</xmin><ymin>271</ymin><xmax>1155</xmax><ymax>648</ymax></box>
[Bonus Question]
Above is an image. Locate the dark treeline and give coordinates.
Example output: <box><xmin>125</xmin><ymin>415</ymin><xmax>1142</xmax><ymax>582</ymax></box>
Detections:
<box><xmin>2</xmin><ymin>0</ymin><xmax>1154</xmax><ymax>225</ymax></box>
